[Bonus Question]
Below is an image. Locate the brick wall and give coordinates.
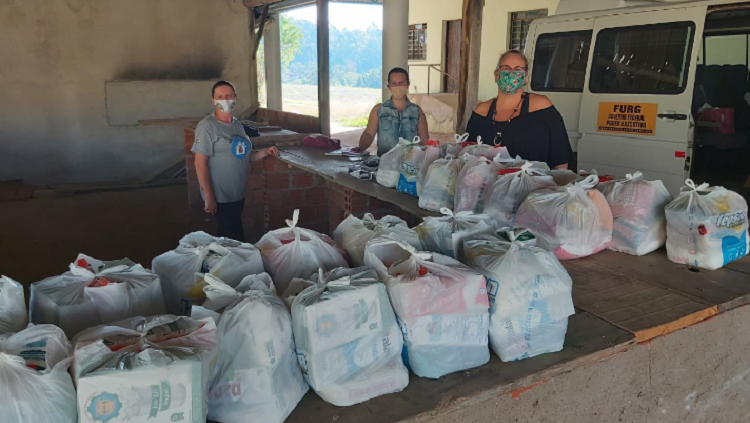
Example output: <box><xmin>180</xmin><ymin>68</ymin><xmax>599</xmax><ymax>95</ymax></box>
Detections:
<box><xmin>255</xmin><ymin>108</ymin><xmax>321</xmax><ymax>134</ymax></box>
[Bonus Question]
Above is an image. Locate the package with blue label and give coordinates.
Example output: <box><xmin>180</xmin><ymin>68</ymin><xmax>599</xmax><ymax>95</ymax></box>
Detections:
<box><xmin>288</xmin><ymin>267</ymin><xmax>408</xmax><ymax>406</ymax></box>
<box><xmin>397</xmin><ymin>137</ymin><xmax>425</xmax><ymax>196</ymax></box>
<box><xmin>0</xmin><ymin>275</ymin><xmax>27</xmax><ymax>334</ymax></box>
<box><xmin>376</xmin><ymin>137</ymin><xmax>414</xmax><ymax>188</ymax></box>
<box><xmin>414</xmin><ymin>208</ymin><xmax>496</xmax><ymax>261</ymax></box>
<box><xmin>418</xmin><ymin>154</ymin><xmax>466</xmax><ymax>212</ymax></box>
<box><xmin>153</xmin><ymin>231</ymin><xmax>264</xmax><ymax>315</ymax></box>
<box><xmin>333</xmin><ymin>213</ymin><xmax>421</xmax><ymax>267</ymax></box>
<box><xmin>665</xmin><ymin>179</ymin><xmax>749</xmax><ymax>270</ymax></box>
<box><xmin>364</xmin><ymin>239</ymin><xmax>490</xmax><ymax>379</ymax></box>
<box><xmin>465</xmin><ymin>229</ymin><xmax>575</xmax><ymax>362</ymax></box>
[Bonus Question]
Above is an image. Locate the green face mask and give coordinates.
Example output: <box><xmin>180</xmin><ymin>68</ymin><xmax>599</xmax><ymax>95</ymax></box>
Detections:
<box><xmin>497</xmin><ymin>70</ymin><xmax>527</xmax><ymax>95</ymax></box>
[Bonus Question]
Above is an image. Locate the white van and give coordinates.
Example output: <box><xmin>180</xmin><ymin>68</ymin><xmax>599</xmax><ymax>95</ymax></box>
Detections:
<box><xmin>525</xmin><ymin>0</ymin><xmax>750</xmax><ymax>196</ymax></box>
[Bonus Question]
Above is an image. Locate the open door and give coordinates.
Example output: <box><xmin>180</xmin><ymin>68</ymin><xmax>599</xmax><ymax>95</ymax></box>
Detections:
<box><xmin>578</xmin><ymin>5</ymin><xmax>707</xmax><ymax>194</ymax></box>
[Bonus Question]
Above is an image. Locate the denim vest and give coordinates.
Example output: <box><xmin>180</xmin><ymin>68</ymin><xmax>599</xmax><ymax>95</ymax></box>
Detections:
<box><xmin>376</xmin><ymin>98</ymin><xmax>420</xmax><ymax>156</ymax></box>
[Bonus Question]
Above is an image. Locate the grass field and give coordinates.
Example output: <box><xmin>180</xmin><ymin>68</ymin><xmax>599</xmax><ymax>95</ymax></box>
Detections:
<box><xmin>281</xmin><ymin>83</ymin><xmax>379</xmax><ymax>127</ymax></box>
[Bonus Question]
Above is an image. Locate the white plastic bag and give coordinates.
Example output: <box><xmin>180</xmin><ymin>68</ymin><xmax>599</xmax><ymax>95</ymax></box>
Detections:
<box><xmin>483</xmin><ymin>162</ymin><xmax>557</xmax><ymax>229</ymax></box>
<box><xmin>364</xmin><ymin>239</ymin><xmax>490</xmax><ymax>379</ymax></box>
<box><xmin>458</xmin><ymin>136</ymin><xmax>508</xmax><ymax>158</ymax></box>
<box><xmin>376</xmin><ymin>137</ymin><xmax>411</xmax><ymax>188</ymax></box>
<box><xmin>440</xmin><ymin>133</ymin><xmax>468</xmax><ymax>157</ymax></box>
<box><xmin>414</xmin><ymin>208</ymin><xmax>496</xmax><ymax>260</ymax></box>
<box><xmin>417</xmin><ymin>140</ymin><xmax>442</xmax><ymax>196</ymax></box>
<box><xmin>30</xmin><ymin>254</ymin><xmax>166</xmax><ymax>338</ymax></box>
<box><xmin>418</xmin><ymin>154</ymin><xmax>465</xmax><ymax>212</ymax></box>
<box><xmin>598</xmin><ymin>171</ymin><xmax>673</xmax><ymax>256</ymax></box>
<box><xmin>465</xmin><ymin>230</ymin><xmax>575</xmax><ymax>362</ymax></box>
<box><xmin>397</xmin><ymin>137</ymin><xmax>425</xmax><ymax>196</ymax></box>
<box><xmin>153</xmin><ymin>232</ymin><xmax>264</xmax><ymax>315</ymax></box>
<box><xmin>255</xmin><ymin>209</ymin><xmax>348</xmax><ymax>295</ymax></box>
<box><xmin>516</xmin><ymin>175</ymin><xmax>613</xmax><ymax>260</ymax></box>
<box><xmin>549</xmin><ymin>169</ymin><xmax>582</xmax><ymax>186</ymax></box>
<box><xmin>0</xmin><ymin>275</ymin><xmax>27</xmax><ymax>334</ymax></box>
<box><xmin>289</xmin><ymin>267</ymin><xmax>408</xmax><ymax>405</ymax></box>
<box><xmin>0</xmin><ymin>324</ymin><xmax>72</xmax><ymax>372</ymax></box>
<box><xmin>665</xmin><ymin>179</ymin><xmax>749</xmax><ymax>270</ymax></box>
<box><xmin>333</xmin><ymin>213</ymin><xmax>421</xmax><ymax>267</ymax></box>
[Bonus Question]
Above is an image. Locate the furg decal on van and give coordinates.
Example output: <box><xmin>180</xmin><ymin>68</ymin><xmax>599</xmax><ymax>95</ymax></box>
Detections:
<box><xmin>596</xmin><ymin>102</ymin><xmax>658</xmax><ymax>136</ymax></box>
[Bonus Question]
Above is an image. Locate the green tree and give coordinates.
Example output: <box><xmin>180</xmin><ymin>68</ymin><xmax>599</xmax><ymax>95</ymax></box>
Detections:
<box><xmin>258</xmin><ymin>15</ymin><xmax>303</xmax><ymax>104</ymax></box>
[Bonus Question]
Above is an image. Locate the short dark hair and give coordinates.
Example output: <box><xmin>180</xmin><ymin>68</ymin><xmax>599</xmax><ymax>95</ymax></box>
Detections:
<box><xmin>387</xmin><ymin>67</ymin><xmax>410</xmax><ymax>85</ymax></box>
<box><xmin>212</xmin><ymin>80</ymin><xmax>236</xmax><ymax>97</ymax></box>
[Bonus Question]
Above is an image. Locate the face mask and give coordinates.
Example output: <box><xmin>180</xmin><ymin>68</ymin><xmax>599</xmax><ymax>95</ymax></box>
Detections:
<box><xmin>389</xmin><ymin>86</ymin><xmax>408</xmax><ymax>100</ymax></box>
<box><xmin>214</xmin><ymin>99</ymin><xmax>236</xmax><ymax>113</ymax></box>
<box><xmin>496</xmin><ymin>70</ymin><xmax>527</xmax><ymax>95</ymax></box>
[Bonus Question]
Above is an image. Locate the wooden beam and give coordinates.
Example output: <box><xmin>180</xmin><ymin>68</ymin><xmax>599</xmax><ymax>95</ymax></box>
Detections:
<box><xmin>253</xmin><ymin>5</ymin><xmax>269</xmax><ymax>60</ymax></box>
<box><xmin>317</xmin><ymin>0</ymin><xmax>331</xmax><ymax>135</ymax></box>
<box><xmin>242</xmin><ymin>0</ymin><xmax>283</xmax><ymax>8</ymax></box>
<box><xmin>457</xmin><ymin>0</ymin><xmax>484</xmax><ymax>133</ymax></box>
<box><xmin>247</xmin><ymin>8</ymin><xmax>260</xmax><ymax>112</ymax></box>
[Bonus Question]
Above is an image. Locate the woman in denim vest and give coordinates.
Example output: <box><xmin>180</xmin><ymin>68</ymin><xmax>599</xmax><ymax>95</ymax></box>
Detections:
<box><xmin>358</xmin><ymin>68</ymin><xmax>429</xmax><ymax>156</ymax></box>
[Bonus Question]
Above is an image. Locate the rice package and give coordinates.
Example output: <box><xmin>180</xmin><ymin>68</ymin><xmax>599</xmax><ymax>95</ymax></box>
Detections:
<box><xmin>483</xmin><ymin>162</ymin><xmax>557</xmax><ymax>229</ymax></box>
<box><xmin>377</xmin><ymin>138</ymin><xmax>412</xmax><ymax>188</ymax></box>
<box><xmin>289</xmin><ymin>267</ymin><xmax>408</xmax><ymax>405</ymax></box>
<box><xmin>465</xmin><ymin>230</ymin><xmax>575</xmax><ymax>362</ymax></box>
<box><xmin>665</xmin><ymin>179</ymin><xmax>749</xmax><ymax>270</ymax></box>
<box><xmin>417</xmin><ymin>140</ymin><xmax>442</xmax><ymax>196</ymax></box>
<box><xmin>364</xmin><ymin>239</ymin><xmax>490</xmax><ymax>379</ymax></box>
<box><xmin>30</xmin><ymin>254</ymin><xmax>166</xmax><ymax>338</ymax></box>
<box><xmin>255</xmin><ymin>209</ymin><xmax>348</xmax><ymax>295</ymax></box>
<box><xmin>418</xmin><ymin>154</ymin><xmax>465</xmax><ymax>212</ymax></box>
<box><xmin>0</xmin><ymin>275</ymin><xmax>27</xmax><ymax>334</ymax></box>
<box><xmin>598</xmin><ymin>171</ymin><xmax>673</xmax><ymax>256</ymax></box>
<box><xmin>414</xmin><ymin>208</ymin><xmax>496</xmax><ymax>261</ymax></box>
<box><xmin>153</xmin><ymin>232</ymin><xmax>264</xmax><ymax>316</ymax></box>
<box><xmin>397</xmin><ymin>137</ymin><xmax>425</xmax><ymax>196</ymax></box>
<box><xmin>333</xmin><ymin>213</ymin><xmax>421</xmax><ymax>267</ymax></box>
<box><xmin>516</xmin><ymin>175</ymin><xmax>613</xmax><ymax>260</ymax></box>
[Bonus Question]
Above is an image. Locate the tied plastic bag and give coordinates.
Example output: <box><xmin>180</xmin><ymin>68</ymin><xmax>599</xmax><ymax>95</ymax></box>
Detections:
<box><xmin>516</xmin><ymin>175</ymin><xmax>613</xmax><ymax>260</ymax></box>
<box><xmin>29</xmin><ymin>254</ymin><xmax>166</xmax><ymax>338</ymax></box>
<box><xmin>397</xmin><ymin>137</ymin><xmax>425</xmax><ymax>196</ymax></box>
<box><xmin>454</xmin><ymin>155</ymin><xmax>499</xmax><ymax>214</ymax></box>
<box><xmin>255</xmin><ymin>209</ymin><xmax>348</xmax><ymax>295</ymax></box>
<box><xmin>153</xmin><ymin>232</ymin><xmax>264</xmax><ymax>316</ymax></box>
<box><xmin>377</xmin><ymin>138</ymin><xmax>412</xmax><ymax>188</ymax></box>
<box><xmin>333</xmin><ymin>213</ymin><xmax>421</xmax><ymax>267</ymax></box>
<box><xmin>418</xmin><ymin>154</ymin><xmax>465</xmax><ymax>212</ymax></box>
<box><xmin>73</xmin><ymin>315</ymin><xmax>219</xmax><ymax>423</ymax></box>
<box><xmin>288</xmin><ymin>267</ymin><xmax>408</xmax><ymax>405</ymax></box>
<box><xmin>665</xmin><ymin>179</ymin><xmax>749</xmax><ymax>270</ymax></box>
<box><xmin>550</xmin><ymin>169</ymin><xmax>582</xmax><ymax>186</ymax></box>
<box><xmin>417</xmin><ymin>140</ymin><xmax>442</xmax><ymax>196</ymax></box>
<box><xmin>598</xmin><ymin>171</ymin><xmax>673</xmax><ymax>256</ymax></box>
<box><xmin>440</xmin><ymin>133</ymin><xmax>469</xmax><ymax>157</ymax></box>
<box><xmin>483</xmin><ymin>162</ymin><xmax>557</xmax><ymax>229</ymax></box>
<box><xmin>0</xmin><ymin>275</ymin><xmax>27</xmax><ymax>334</ymax></box>
<box><xmin>414</xmin><ymin>208</ymin><xmax>496</xmax><ymax>260</ymax></box>
<box><xmin>0</xmin><ymin>324</ymin><xmax>72</xmax><ymax>372</ymax></box>
<box><xmin>459</xmin><ymin>136</ymin><xmax>509</xmax><ymax>158</ymax></box>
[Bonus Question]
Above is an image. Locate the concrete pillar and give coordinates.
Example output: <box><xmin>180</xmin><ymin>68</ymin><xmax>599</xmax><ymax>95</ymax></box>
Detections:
<box><xmin>382</xmin><ymin>0</ymin><xmax>409</xmax><ymax>101</ymax></box>
<box><xmin>265</xmin><ymin>15</ymin><xmax>283</xmax><ymax>111</ymax></box>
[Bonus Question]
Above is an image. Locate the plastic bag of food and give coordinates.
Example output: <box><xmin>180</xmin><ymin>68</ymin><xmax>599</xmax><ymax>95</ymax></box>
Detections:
<box><xmin>483</xmin><ymin>162</ymin><xmax>557</xmax><ymax>229</ymax></box>
<box><xmin>516</xmin><ymin>175</ymin><xmax>613</xmax><ymax>260</ymax></box>
<box><xmin>397</xmin><ymin>137</ymin><xmax>425</xmax><ymax>196</ymax></box>
<box><xmin>30</xmin><ymin>254</ymin><xmax>166</xmax><ymax>338</ymax></box>
<box><xmin>0</xmin><ymin>275</ymin><xmax>27</xmax><ymax>334</ymax></box>
<box><xmin>333</xmin><ymin>213</ymin><xmax>421</xmax><ymax>267</ymax></box>
<box><xmin>364</xmin><ymin>239</ymin><xmax>490</xmax><ymax>379</ymax></box>
<box><xmin>289</xmin><ymin>267</ymin><xmax>408</xmax><ymax>405</ymax></box>
<box><xmin>665</xmin><ymin>179</ymin><xmax>749</xmax><ymax>270</ymax></box>
<box><xmin>464</xmin><ymin>229</ymin><xmax>575</xmax><ymax>362</ymax></box>
<box><xmin>459</xmin><ymin>136</ymin><xmax>508</xmax><ymax>158</ymax></box>
<box><xmin>440</xmin><ymin>133</ymin><xmax>469</xmax><ymax>157</ymax></box>
<box><xmin>418</xmin><ymin>154</ymin><xmax>465</xmax><ymax>212</ymax></box>
<box><xmin>549</xmin><ymin>169</ymin><xmax>582</xmax><ymax>186</ymax></box>
<box><xmin>414</xmin><ymin>208</ymin><xmax>496</xmax><ymax>260</ymax></box>
<box><xmin>377</xmin><ymin>137</ymin><xmax>412</xmax><ymax>188</ymax></box>
<box><xmin>255</xmin><ymin>209</ymin><xmax>348</xmax><ymax>294</ymax></box>
<box><xmin>0</xmin><ymin>324</ymin><xmax>72</xmax><ymax>372</ymax></box>
<box><xmin>598</xmin><ymin>171</ymin><xmax>673</xmax><ymax>256</ymax></box>
<box><xmin>417</xmin><ymin>140</ymin><xmax>442</xmax><ymax>196</ymax></box>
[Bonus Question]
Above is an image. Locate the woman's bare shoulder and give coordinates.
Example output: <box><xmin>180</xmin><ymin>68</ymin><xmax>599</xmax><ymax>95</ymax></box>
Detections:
<box><xmin>528</xmin><ymin>93</ymin><xmax>554</xmax><ymax>112</ymax></box>
<box><xmin>473</xmin><ymin>99</ymin><xmax>494</xmax><ymax>117</ymax></box>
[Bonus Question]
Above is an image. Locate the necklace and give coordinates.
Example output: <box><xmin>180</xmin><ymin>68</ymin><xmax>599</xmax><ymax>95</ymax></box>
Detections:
<box><xmin>492</xmin><ymin>94</ymin><xmax>524</xmax><ymax>146</ymax></box>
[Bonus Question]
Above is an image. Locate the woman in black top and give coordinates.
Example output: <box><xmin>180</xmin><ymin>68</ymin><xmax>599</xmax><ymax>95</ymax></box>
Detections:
<box><xmin>466</xmin><ymin>50</ymin><xmax>573</xmax><ymax>169</ymax></box>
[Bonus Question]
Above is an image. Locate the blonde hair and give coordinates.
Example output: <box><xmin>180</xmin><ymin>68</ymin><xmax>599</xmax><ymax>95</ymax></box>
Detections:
<box><xmin>496</xmin><ymin>50</ymin><xmax>529</xmax><ymax>70</ymax></box>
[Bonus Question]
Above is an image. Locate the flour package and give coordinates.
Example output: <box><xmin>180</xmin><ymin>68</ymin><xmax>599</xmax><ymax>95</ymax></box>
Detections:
<box><xmin>152</xmin><ymin>232</ymin><xmax>264</xmax><ymax>316</ymax></box>
<box><xmin>73</xmin><ymin>315</ymin><xmax>218</xmax><ymax>423</ymax></box>
<box><xmin>598</xmin><ymin>171</ymin><xmax>673</xmax><ymax>256</ymax></box>
<box><xmin>440</xmin><ymin>133</ymin><xmax>469</xmax><ymax>157</ymax></box>
<box><xmin>414</xmin><ymin>208</ymin><xmax>496</xmax><ymax>261</ymax></box>
<box><xmin>397</xmin><ymin>137</ymin><xmax>425</xmax><ymax>196</ymax></box>
<box><xmin>458</xmin><ymin>136</ymin><xmax>508</xmax><ymax>158</ymax></box>
<box><xmin>333</xmin><ymin>213</ymin><xmax>421</xmax><ymax>267</ymax></box>
<box><xmin>417</xmin><ymin>140</ymin><xmax>442</xmax><ymax>196</ymax></box>
<box><xmin>484</xmin><ymin>162</ymin><xmax>557</xmax><ymax>229</ymax></box>
<box><xmin>255</xmin><ymin>209</ymin><xmax>348</xmax><ymax>295</ymax></box>
<box><xmin>29</xmin><ymin>254</ymin><xmax>166</xmax><ymax>338</ymax></box>
<box><xmin>0</xmin><ymin>275</ymin><xmax>27</xmax><ymax>334</ymax></box>
<box><xmin>465</xmin><ymin>230</ymin><xmax>575</xmax><ymax>362</ymax></box>
<box><xmin>288</xmin><ymin>267</ymin><xmax>408</xmax><ymax>405</ymax></box>
<box><xmin>364</xmin><ymin>240</ymin><xmax>490</xmax><ymax>379</ymax></box>
<box><xmin>377</xmin><ymin>138</ymin><xmax>413</xmax><ymax>188</ymax></box>
<box><xmin>516</xmin><ymin>175</ymin><xmax>613</xmax><ymax>260</ymax></box>
<box><xmin>0</xmin><ymin>325</ymin><xmax>76</xmax><ymax>423</ymax></box>
<box><xmin>454</xmin><ymin>155</ymin><xmax>511</xmax><ymax>214</ymax></box>
<box><xmin>418</xmin><ymin>154</ymin><xmax>466</xmax><ymax>212</ymax></box>
<box><xmin>665</xmin><ymin>179</ymin><xmax>749</xmax><ymax>270</ymax></box>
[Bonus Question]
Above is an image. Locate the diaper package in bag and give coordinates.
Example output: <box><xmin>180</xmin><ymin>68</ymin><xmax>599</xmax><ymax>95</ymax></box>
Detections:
<box><xmin>414</xmin><ymin>208</ymin><xmax>496</xmax><ymax>261</ymax></box>
<box><xmin>417</xmin><ymin>140</ymin><xmax>442</xmax><ymax>196</ymax></box>
<box><xmin>0</xmin><ymin>275</ymin><xmax>27</xmax><ymax>334</ymax></box>
<box><xmin>665</xmin><ymin>179</ymin><xmax>748</xmax><ymax>270</ymax></box>
<box><xmin>30</xmin><ymin>254</ymin><xmax>166</xmax><ymax>338</ymax></box>
<box><xmin>288</xmin><ymin>267</ymin><xmax>408</xmax><ymax>406</ymax></box>
<box><xmin>333</xmin><ymin>213</ymin><xmax>421</xmax><ymax>267</ymax></box>
<box><xmin>598</xmin><ymin>171</ymin><xmax>673</xmax><ymax>256</ymax></box>
<box><xmin>465</xmin><ymin>230</ymin><xmax>575</xmax><ymax>362</ymax></box>
<box><xmin>397</xmin><ymin>137</ymin><xmax>425</xmax><ymax>196</ymax></box>
<box><xmin>418</xmin><ymin>154</ymin><xmax>466</xmax><ymax>212</ymax></box>
<box><xmin>364</xmin><ymin>239</ymin><xmax>490</xmax><ymax>379</ymax></box>
<box><xmin>377</xmin><ymin>138</ymin><xmax>412</xmax><ymax>188</ymax></box>
<box><xmin>483</xmin><ymin>162</ymin><xmax>557</xmax><ymax>229</ymax></box>
<box><xmin>516</xmin><ymin>175</ymin><xmax>613</xmax><ymax>260</ymax></box>
<box><xmin>153</xmin><ymin>232</ymin><xmax>264</xmax><ymax>316</ymax></box>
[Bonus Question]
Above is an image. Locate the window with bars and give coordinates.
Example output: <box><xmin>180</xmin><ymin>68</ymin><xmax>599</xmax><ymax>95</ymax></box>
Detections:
<box><xmin>509</xmin><ymin>10</ymin><xmax>548</xmax><ymax>51</ymax></box>
<box><xmin>408</xmin><ymin>24</ymin><xmax>427</xmax><ymax>61</ymax></box>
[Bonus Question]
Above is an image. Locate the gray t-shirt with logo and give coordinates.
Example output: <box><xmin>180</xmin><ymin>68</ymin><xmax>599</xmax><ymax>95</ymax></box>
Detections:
<box><xmin>191</xmin><ymin>114</ymin><xmax>252</xmax><ymax>203</ymax></box>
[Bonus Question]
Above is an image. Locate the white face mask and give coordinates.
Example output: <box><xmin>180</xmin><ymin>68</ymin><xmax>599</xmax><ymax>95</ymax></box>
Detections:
<box><xmin>214</xmin><ymin>99</ymin><xmax>236</xmax><ymax>113</ymax></box>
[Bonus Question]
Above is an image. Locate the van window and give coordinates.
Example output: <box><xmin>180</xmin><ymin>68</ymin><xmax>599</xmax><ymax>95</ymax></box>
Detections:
<box><xmin>590</xmin><ymin>22</ymin><xmax>695</xmax><ymax>94</ymax></box>
<box><xmin>531</xmin><ymin>31</ymin><xmax>593</xmax><ymax>92</ymax></box>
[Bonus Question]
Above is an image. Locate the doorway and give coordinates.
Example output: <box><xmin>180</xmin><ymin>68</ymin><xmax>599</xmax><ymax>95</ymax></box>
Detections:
<box><xmin>444</xmin><ymin>19</ymin><xmax>461</xmax><ymax>93</ymax></box>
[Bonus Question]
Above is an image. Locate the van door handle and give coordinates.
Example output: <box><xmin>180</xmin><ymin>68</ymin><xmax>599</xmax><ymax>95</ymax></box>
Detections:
<box><xmin>658</xmin><ymin>113</ymin><xmax>688</xmax><ymax>120</ymax></box>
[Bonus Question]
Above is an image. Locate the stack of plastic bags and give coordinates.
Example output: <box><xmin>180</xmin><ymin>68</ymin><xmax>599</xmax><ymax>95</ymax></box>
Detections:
<box><xmin>397</xmin><ymin>136</ymin><xmax>425</xmax><ymax>196</ymax></box>
<box><xmin>377</xmin><ymin>137</ymin><xmax>418</xmax><ymax>188</ymax></box>
<box><xmin>414</xmin><ymin>208</ymin><xmax>495</xmax><ymax>261</ymax></box>
<box><xmin>73</xmin><ymin>315</ymin><xmax>218</xmax><ymax>423</ymax></box>
<box><xmin>665</xmin><ymin>179</ymin><xmax>749</xmax><ymax>270</ymax></box>
<box><xmin>598</xmin><ymin>171</ymin><xmax>673</xmax><ymax>256</ymax></box>
<box><xmin>333</xmin><ymin>213</ymin><xmax>421</xmax><ymax>267</ymax></box>
<box><xmin>464</xmin><ymin>230</ymin><xmax>575</xmax><ymax>362</ymax></box>
<box><xmin>30</xmin><ymin>254</ymin><xmax>166</xmax><ymax>338</ymax></box>
<box><xmin>256</xmin><ymin>209</ymin><xmax>348</xmax><ymax>294</ymax></box>
<box><xmin>417</xmin><ymin>140</ymin><xmax>442</xmax><ymax>196</ymax></box>
<box><xmin>0</xmin><ymin>324</ymin><xmax>77</xmax><ymax>423</ymax></box>
<box><xmin>483</xmin><ymin>162</ymin><xmax>557</xmax><ymax>228</ymax></box>
<box><xmin>153</xmin><ymin>232</ymin><xmax>264</xmax><ymax>315</ymax></box>
<box><xmin>287</xmin><ymin>267</ymin><xmax>408</xmax><ymax>405</ymax></box>
<box><xmin>516</xmin><ymin>175</ymin><xmax>613</xmax><ymax>260</ymax></box>
<box><xmin>418</xmin><ymin>154</ymin><xmax>466</xmax><ymax>212</ymax></box>
<box><xmin>365</xmin><ymin>239</ymin><xmax>490</xmax><ymax>379</ymax></box>
<box><xmin>0</xmin><ymin>275</ymin><xmax>27</xmax><ymax>334</ymax></box>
